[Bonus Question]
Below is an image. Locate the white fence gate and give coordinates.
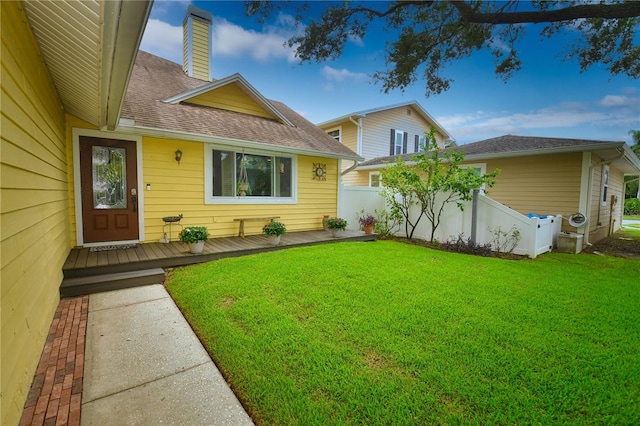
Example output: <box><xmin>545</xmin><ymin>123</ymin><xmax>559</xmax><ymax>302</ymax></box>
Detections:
<box><xmin>338</xmin><ymin>185</ymin><xmax>562</xmax><ymax>258</ymax></box>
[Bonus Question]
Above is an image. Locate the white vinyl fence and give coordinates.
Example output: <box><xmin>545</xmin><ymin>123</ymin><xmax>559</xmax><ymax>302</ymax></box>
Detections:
<box><xmin>338</xmin><ymin>185</ymin><xmax>562</xmax><ymax>258</ymax></box>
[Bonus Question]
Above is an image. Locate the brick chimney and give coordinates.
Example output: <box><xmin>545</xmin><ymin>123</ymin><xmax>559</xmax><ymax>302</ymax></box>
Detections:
<box><xmin>183</xmin><ymin>5</ymin><xmax>212</xmax><ymax>81</ymax></box>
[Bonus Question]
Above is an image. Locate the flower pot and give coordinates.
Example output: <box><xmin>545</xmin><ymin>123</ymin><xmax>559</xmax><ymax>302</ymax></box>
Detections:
<box><xmin>267</xmin><ymin>235</ymin><xmax>281</xmax><ymax>246</ymax></box>
<box><xmin>188</xmin><ymin>240</ymin><xmax>205</xmax><ymax>254</ymax></box>
<box><xmin>330</xmin><ymin>229</ymin><xmax>344</xmax><ymax>238</ymax></box>
<box><xmin>363</xmin><ymin>224</ymin><xmax>374</xmax><ymax>234</ymax></box>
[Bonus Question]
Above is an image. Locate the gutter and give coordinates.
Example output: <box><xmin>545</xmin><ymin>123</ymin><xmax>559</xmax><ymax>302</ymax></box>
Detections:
<box><xmin>116</xmin><ymin>122</ymin><xmax>363</xmax><ymax>162</ymax></box>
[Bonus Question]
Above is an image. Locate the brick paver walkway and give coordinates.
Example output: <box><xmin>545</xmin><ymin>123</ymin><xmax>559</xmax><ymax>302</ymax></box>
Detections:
<box><xmin>19</xmin><ymin>296</ymin><xmax>89</xmax><ymax>426</ymax></box>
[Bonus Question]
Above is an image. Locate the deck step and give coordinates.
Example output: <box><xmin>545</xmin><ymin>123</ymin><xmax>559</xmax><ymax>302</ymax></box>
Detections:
<box><xmin>60</xmin><ymin>268</ymin><xmax>165</xmax><ymax>298</ymax></box>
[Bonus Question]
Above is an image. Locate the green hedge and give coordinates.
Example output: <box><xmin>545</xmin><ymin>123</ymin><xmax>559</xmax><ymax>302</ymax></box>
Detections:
<box><xmin>624</xmin><ymin>198</ymin><xmax>640</xmax><ymax>214</ymax></box>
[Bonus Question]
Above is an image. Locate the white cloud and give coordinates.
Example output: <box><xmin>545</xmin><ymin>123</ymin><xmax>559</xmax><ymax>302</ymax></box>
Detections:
<box><xmin>321</xmin><ymin>66</ymin><xmax>368</xmax><ymax>83</ymax></box>
<box><xmin>140</xmin><ymin>19</ymin><xmax>184</xmax><ymax>63</ymax></box>
<box><xmin>599</xmin><ymin>95</ymin><xmax>633</xmax><ymax>107</ymax></box>
<box><xmin>212</xmin><ymin>14</ymin><xmax>299</xmax><ymax>63</ymax></box>
<box><xmin>439</xmin><ymin>99</ymin><xmax>640</xmax><ymax>144</ymax></box>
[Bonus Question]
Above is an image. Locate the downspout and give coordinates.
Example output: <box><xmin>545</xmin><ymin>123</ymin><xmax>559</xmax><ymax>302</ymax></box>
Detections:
<box><xmin>349</xmin><ymin>115</ymin><xmax>363</xmax><ymax>156</ymax></box>
<box><xmin>341</xmin><ymin>160</ymin><xmax>359</xmax><ymax>176</ymax></box>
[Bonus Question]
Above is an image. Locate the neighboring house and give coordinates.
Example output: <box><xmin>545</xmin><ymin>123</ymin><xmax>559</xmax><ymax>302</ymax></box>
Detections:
<box><xmin>357</xmin><ymin>135</ymin><xmax>640</xmax><ymax>244</ymax></box>
<box><xmin>317</xmin><ymin>102</ymin><xmax>454</xmax><ymax>186</ymax></box>
<box><xmin>1</xmin><ymin>3</ymin><xmax>359</xmax><ymax>423</ymax></box>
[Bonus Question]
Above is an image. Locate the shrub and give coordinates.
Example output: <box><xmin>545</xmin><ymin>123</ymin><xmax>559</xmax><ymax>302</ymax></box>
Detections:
<box><xmin>443</xmin><ymin>234</ymin><xmax>492</xmax><ymax>256</ymax></box>
<box><xmin>373</xmin><ymin>209</ymin><xmax>402</xmax><ymax>237</ymax></box>
<box><xmin>488</xmin><ymin>225</ymin><xmax>522</xmax><ymax>254</ymax></box>
<box><xmin>624</xmin><ymin>198</ymin><xmax>640</xmax><ymax>215</ymax></box>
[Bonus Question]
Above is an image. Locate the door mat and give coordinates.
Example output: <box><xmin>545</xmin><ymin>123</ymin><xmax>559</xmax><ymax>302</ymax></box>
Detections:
<box><xmin>89</xmin><ymin>244</ymin><xmax>138</xmax><ymax>252</ymax></box>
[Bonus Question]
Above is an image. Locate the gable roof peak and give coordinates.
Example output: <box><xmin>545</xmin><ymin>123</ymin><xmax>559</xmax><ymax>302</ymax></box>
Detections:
<box><xmin>162</xmin><ymin>72</ymin><xmax>294</xmax><ymax>126</ymax></box>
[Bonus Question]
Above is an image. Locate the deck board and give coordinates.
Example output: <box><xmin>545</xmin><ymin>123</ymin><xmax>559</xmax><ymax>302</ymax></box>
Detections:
<box><xmin>64</xmin><ymin>230</ymin><xmax>376</xmax><ymax>277</ymax></box>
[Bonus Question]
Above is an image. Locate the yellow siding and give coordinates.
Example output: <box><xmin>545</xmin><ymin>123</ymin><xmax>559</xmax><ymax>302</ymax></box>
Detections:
<box><xmin>484</xmin><ymin>153</ymin><xmax>582</xmax><ymax>220</ymax></box>
<box><xmin>342</xmin><ymin>170</ymin><xmax>371</xmax><ymax>186</ymax></box>
<box><xmin>1</xmin><ymin>2</ymin><xmax>69</xmax><ymax>424</ymax></box>
<box><xmin>141</xmin><ymin>137</ymin><xmax>339</xmax><ymax>240</ymax></box>
<box><xmin>191</xmin><ymin>18</ymin><xmax>209</xmax><ymax>81</ymax></box>
<box><xmin>186</xmin><ymin>83</ymin><xmax>274</xmax><ymax>119</ymax></box>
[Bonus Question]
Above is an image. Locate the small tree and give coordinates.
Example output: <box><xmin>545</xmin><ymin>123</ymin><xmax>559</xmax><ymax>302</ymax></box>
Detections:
<box><xmin>381</xmin><ymin>128</ymin><xmax>499</xmax><ymax>241</ymax></box>
<box><xmin>415</xmin><ymin>130</ymin><xmax>500</xmax><ymax>242</ymax></box>
<box><xmin>379</xmin><ymin>156</ymin><xmax>422</xmax><ymax>239</ymax></box>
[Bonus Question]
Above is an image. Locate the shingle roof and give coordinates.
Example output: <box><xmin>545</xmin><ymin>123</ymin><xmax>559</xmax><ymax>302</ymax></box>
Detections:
<box><xmin>120</xmin><ymin>51</ymin><xmax>360</xmax><ymax>160</ymax></box>
<box><xmin>359</xmin><ymin>134</ymin><xmax>625</xmax><ymax>167</ymax></box>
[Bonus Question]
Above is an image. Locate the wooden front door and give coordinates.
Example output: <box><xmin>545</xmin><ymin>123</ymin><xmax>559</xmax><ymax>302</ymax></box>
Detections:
<box><xmin>80</xmin><ymin>136</ymin><xmax>139</xmax><ymax>243</ymax></box>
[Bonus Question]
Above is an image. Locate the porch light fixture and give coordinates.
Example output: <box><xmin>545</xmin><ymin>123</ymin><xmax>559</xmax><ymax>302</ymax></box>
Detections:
<box><xmin>175</xmin><ymin>149</ymin><xmax>183</xmax><ymax>164</ymax></box>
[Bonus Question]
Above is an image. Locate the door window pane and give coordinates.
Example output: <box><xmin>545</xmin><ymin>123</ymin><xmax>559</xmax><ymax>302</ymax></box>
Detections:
<box><xmin>92</xmin><ymin>146</ymin><xmax>126</xmax><ymax>209</ymax></box>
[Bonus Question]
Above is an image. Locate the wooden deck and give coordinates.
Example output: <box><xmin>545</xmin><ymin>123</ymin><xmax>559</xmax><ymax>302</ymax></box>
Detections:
<box><xmin>63</xmin><ymin>230</ymin><xmax>376</xmax><ymax>279</ymax></box>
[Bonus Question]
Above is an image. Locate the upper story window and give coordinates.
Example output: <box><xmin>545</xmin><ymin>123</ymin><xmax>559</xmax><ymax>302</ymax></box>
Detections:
<box><xmin>204</xmin><ymin>146</ymin><xmax>297</xmax><ymax>204</ymax></box>
<box><xmin>327</xmin><ymin>128</ymin><xmax>341</xmax><ymax>142</ymax></box>
<box><xmin>391</xmin><ymin>129</ymin><xmax>406</xmax><ymax>155</ymax></box>
<box><xmin>415</xmin><ymin>134</ymin><xmax>426</xmax><ymax>152</ymax></box>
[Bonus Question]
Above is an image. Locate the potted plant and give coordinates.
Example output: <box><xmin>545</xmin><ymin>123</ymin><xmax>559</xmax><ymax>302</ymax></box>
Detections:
<box><xmin>262</xmin><ymin>221</ymin><xmax>286</xmax><ymax>246</ymax></box>
<box><xmin>326</xmin><ymin>217</ymin><xmax>348</xmax><ymax>237</ymax></box>
<box><xmin>179</xmin><ymin>226</ymin><xmax>209</xmax><ymax>254</ymax></box>
<box><xmin>358</xmin><ymin>212</ymin><xmax>377</xmax><ymax>234</ymax></box>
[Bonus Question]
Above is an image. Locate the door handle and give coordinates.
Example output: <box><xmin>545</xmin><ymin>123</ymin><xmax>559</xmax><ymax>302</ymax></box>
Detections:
<box><xmin>130</xmin><ymin>188</ymin><xmax>137</xmax><ymax>212</ymax></box>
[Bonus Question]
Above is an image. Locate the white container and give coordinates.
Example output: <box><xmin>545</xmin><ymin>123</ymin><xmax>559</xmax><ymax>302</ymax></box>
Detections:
<box><xmin>556</xmin><ymin>232</ymin><xmax>584</xmax><ymax>254</ymax></box>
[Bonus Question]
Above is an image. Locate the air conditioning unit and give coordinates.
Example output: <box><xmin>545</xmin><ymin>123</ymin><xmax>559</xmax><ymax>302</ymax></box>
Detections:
<box><xmin>556</xmin><ymin>232</ymin><xmax>584</xmax><ymax>254</ymax></box>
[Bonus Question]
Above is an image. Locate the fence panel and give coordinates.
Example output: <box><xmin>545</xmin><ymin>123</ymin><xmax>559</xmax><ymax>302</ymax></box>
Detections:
<box><xmin>337</xmin><ymin>185</ymin><xmax>560</xmax><ymax>257</ymax></box>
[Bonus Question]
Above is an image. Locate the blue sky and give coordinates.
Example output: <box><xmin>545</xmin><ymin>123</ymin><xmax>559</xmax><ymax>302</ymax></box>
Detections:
<box><xmin>140</xmin><ymin>1</ymin><xmax>640</xmax><ymax>145</ymax></box>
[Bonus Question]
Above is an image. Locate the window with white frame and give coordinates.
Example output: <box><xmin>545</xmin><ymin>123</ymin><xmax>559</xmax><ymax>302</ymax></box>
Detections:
<box><xmin>417</xmin><ymin>134</ymin><xmax>426</xmax><ymax>152</ymax></box>
<box><xmin>461</xmin><ymin>163</ymin><xmax>487</xmax><ymax>193</ymax></box>
<box><xmin>205</xmin><ymin>146</ymin><xmax>296</xmax><ymax>203</ymax></box>
<box><xmin>394</xmin><ymin>130</ymin><xmax>405</xmax><ymax>155</ymax></box>
<box><xmin>601</xmin><ymin>165</ymin><xmax>609</xmax><ymax>206</ymax></box>
<box><xmin>327</xmin><ymin>128</ymin><xmax>341</xmax><ymax>142</ymax></box>
<box><xmin>369</xmin><ymin>172</ymin><xmax>380</xmax><ymax>187</ymax></box>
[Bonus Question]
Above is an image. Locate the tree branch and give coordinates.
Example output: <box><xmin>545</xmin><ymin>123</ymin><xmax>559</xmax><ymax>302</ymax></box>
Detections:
<box><xmin>452</xmin><ymin>1</ymin><xmax>640</xmax><ymax>24</ymax></box>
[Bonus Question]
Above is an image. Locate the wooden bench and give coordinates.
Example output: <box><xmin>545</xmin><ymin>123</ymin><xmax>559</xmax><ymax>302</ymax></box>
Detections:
<box><xmin>233</xmin><ymin>216</ymin><xmax>280</xmax><ymax>237</ymax></box>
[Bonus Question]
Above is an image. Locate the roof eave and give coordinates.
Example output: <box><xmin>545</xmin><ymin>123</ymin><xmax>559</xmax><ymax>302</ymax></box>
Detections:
<box><xmin>116</xmin><ymin>122</ymin><xmax>363</xmax><ymax>161</ymax></box>
<box><xmin>356</xmin><ymin>141</ymin><xmax>636</xmax><ymax>170</ymax></box>
<box><xmin>101</xmin><ymin>1</ymin><xmax>153</xmax><ymax>130</ymax></box>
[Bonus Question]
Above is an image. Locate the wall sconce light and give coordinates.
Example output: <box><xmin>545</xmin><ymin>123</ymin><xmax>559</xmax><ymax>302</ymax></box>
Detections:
<box><xmin>175</xmin><ymin>149</ymin><xmax>183</xmax><ymax>164</ymax></box>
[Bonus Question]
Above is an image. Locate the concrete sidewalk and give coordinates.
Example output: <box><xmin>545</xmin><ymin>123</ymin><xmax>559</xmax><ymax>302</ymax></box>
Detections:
<box><xmin>81</xmin><ymin>284</ymin><xmax>254</xmax><ymax>425</ymax></box>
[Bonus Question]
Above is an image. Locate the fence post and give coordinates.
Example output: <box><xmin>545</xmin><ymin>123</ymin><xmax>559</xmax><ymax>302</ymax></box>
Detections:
<box><xmin>471</xmin><ymin>189</ymin><xmax>478</xmax><ymax>243</ymax></box>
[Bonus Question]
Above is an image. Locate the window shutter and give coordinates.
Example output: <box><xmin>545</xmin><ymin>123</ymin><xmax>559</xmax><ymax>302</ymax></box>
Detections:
<box><xmin>390</xmin><ymin>129</ymin><xmax>395</xmax><ymax>155</ymax></box>
<box><xmin>414</xmin><ymin>135</ymin><xmax>419</xmax><ymax>152</ymax></box>
<box><xmin>403</xmin><ymin>132</ymin><xmax>408</xmax><ymax>154</ymax></box>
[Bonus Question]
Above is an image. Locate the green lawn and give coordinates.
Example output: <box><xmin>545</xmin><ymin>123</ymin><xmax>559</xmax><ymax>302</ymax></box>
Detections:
<box><xmin>166</xmin><ymin>241</ymin><xmax>640</xmax><ymax>425</ymax></box>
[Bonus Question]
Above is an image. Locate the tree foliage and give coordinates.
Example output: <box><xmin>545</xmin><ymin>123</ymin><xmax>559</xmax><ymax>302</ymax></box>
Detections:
<box><xmin>625</xmin><ymin>129</ymin><xmax>640</xmax><ymax>199</ymax></box>
<box><xmin>246</xmin><ymin>0</ymin><xmax>640</xmax><ymax>97</ymax></box>
<box><xmin>380</xmin><ymin>128</ymin><xmax>499</xmax><ymax>241</ymax></box>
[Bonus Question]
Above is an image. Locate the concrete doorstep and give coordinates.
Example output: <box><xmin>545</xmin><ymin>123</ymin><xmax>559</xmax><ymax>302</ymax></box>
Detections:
<box><xmin>82</xmin><ymin>284</ymin><xmax>254</xmax><ymax>425</ymax></box>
